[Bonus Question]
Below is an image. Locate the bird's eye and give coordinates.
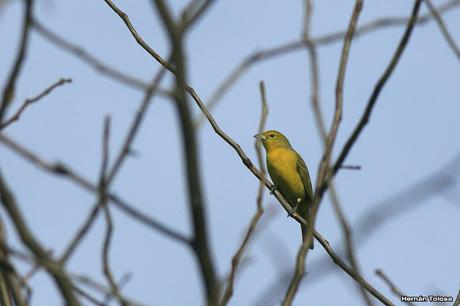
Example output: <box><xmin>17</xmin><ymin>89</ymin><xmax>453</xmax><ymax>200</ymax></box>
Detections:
<box><xmin>270</xmin><ymin>133</ymin><xmax>275</xmax><ymax>138</ymax></box>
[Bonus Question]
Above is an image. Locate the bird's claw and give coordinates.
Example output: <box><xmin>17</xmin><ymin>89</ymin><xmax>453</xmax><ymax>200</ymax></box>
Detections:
<box><xmin>287</xmin><ymin>206</ymin><xmax>297</xmax><ymax>218</ymax></box>
<box><xmin>269</xmin><ymin>185</ymin><xmax>277</xmax><ymax>195</ymax></box>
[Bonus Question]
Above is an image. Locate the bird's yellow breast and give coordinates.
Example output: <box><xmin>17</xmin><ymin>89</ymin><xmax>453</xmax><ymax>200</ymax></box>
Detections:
<box><xmin>266</xmin><ymin>148</ymin><xmax>305</xmax><ymax>204</ymax></box>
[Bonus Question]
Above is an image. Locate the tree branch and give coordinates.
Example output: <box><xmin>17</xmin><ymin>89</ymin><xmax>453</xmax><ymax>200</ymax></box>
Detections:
<box><xmin>375</xmin><ymin>269</ymin><xmax>415</xmax><ymax>306</ymax></box>
<box><xmin>1</xmin><ymin>78</ymin><xmax>72</xmax><ymax>130</ymax></box>
<box><xmin>193</xmin><ymin>0</ymin><xmax>460</xmax><ymax>127</ymax></box>
<box><xmin>0</xmin><ymin>171</ymin><xmax>80</xmax><ymax>305</ymax></box>
<box><xmin>0</xmin><ymin>0</ymin><xmax>34</xmax><ymax>123</ymax></box>
<box><xmin>219</xmin><ymin>81</ymin><xmax>268</xmax><ymax>306</ymax></box>
<box><xmin>424</xmin><ymin>0</ymin><xmax>460</xmax><ymax>60</ymax></box>
<box><xmin>0</xmin><ymin>133</ymin><xmax>189</xmax><ymax>245</ymax></box>
<box><xmin>150</xmin><ymin>1</ymin><xmax>219</xmax><ymax>304</ymax></box>
<box><xmin>332</xmin><ymin>0</ymin><xmax>422</xmax><ymax>178</ymax></box>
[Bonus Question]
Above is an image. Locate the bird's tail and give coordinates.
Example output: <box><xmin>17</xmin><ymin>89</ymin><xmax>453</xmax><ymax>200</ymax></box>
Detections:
<box><xmin>299</xmin><ymin>201</ymin><xmax>314</xmax><ymax>249</ymax></box>
<box><xmin>301</xmin><ymin>224</ymin><xmax>314</xmax><ymax>249</ymax></box>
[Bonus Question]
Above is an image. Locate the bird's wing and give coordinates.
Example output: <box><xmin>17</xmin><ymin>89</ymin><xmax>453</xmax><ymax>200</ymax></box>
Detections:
<box><xmin>296</xmin><ymin>152</ymin><xmax>313</xmax><ymax>201</ymax></box>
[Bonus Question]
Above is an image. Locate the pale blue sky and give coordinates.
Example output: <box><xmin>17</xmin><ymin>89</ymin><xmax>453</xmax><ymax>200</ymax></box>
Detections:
<box><xmin>1</xmin><ymin>1</ymin><xmax>460</xmax><ymax>305</ymax></box>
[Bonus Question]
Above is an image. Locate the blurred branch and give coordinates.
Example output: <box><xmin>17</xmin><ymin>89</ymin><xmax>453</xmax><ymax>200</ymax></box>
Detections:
<box><xmin>0</xmin><ymin>133</ymin><xmax>189</xmax><ymax>245</ymax></box>
<box><xmin>340</xmin><ymin>165</ymin><xmax>361</xmax><ymax>170</ymax></box>
<box><xmin>60</xmin><ymin>71</ymin><xmax>166</xmax><ymax>266</ymax></box>
<box><xmin>454</xmin><ymin>288</ymin><xmax>460</xmax><ymax>306</ymax></box>
<box><xmin>253</xmin><ymin>151</ymin><xmax>460</xmax><ymax>306</ymax></box>
<box><xmin>0</xmin><ymin>170</ymin><xmax>81</xmax><ymax>305</ymax></box>
<box><xmin>150</xmin><ymin>0</ymin><xmax>220</xmax><ymax>304</ymax></box>
<box><xmin>282</xmin><ymin>2</ymin><xmax>364</xmax><ymax>305</ymax></box>
<box><xmin>193</xmin><ymin>0</ymin><xmax>460</xmax><ymax>127</ymax></box>
<box><xmin>281</xmin><ymin>1</ymin><xmax>315</xmax><ymax>304</ymax></box>
<box><xmin>281</xmin><ymin>239</ymin><xmax>310</xmax><ymax>306</ymax></box>
<box><xmin>32</xmin><ymin>19</ymin><xmax>169</xmax><ymax>95</ymax></box>
<box><xmin>424</xmin><ymin>0</ymin><xmax>460</xmax><ymax>60</ymax></box>
<box><xmin>106</xmin><ymin>69</ymin><xmax>166</xmax><ymax>183</ymax></box>
<box><xmin>219</xmin><ymin>80</ymin><xmax>268</xmax><ymax>306</ymax></box>
<box><xmin>0</xmin><ymin>217</ymin><xmax>27</xmax><ymax>306</ymax></box>
<box><xmin>0</xmin><ymin>78</ymin><xmax>72</xmax><ymax>130</ymax></box>
<box><xmin>332</xmin><ymin>0</ymin><xmax>422</xmax><ymax>178</ymax></box>
<box><xmin>375</xmin><ymin>269</ymin><xmax>416</xmax><ymax>306</ymax></box>
<box><xmin>304</xmin><ymin>2</ymin><xmax>372</xmax><ymax>304</ymax></box>
<box><xmin>0</xmin><ymin>0</ymin><xmax>33</xmax><ymax>123</ymax></box>
<box><xmin>103</xmin><ymin>0</ymin><xmax>175</xmax><ymax>72</ymax></box>
<box><xmin>330</xmin><ymin>185</ymin><xmax>374</xmax><ymax>306</ymax></box>
<box><xmin>181</xmin><ymin>0</ymin><xmax>216</xmax><ymax>30</ymax></box>
<box><xmin>188</xmin><ymin>72</ymin><xmax>394</xmax><ymax>306</ymax></box>
<box><xmin>97</xmin><ymin>117</ymin><xmax>129</xmax><ymax>306</ymax></box>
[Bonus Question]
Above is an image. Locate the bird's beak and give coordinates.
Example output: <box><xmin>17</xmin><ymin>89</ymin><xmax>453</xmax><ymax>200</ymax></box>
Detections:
<box><xmin>254</xmin><ymin>133</ymin><xmax>266</xmax><ymax>140</ymax></box>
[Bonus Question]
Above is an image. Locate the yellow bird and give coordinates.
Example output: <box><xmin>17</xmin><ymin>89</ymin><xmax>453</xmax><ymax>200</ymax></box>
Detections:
<box><xmin>254</xmin><ymin>130</ymin><xmax>314</xmax><ymax>249</ymax></box>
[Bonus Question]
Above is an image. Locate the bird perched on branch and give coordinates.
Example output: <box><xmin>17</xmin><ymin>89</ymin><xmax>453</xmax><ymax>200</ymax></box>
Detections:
<box><xmin>254</xmin><ymin>130</ymin><xmax>314</xmax><ymax>249</ymax></box>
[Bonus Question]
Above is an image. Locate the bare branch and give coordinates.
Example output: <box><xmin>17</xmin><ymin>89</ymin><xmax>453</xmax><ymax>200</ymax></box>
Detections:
<box><xmin>332</xmin><ymin>0</ymin><xmax>422</xmax><ymax>178</ymax></box>
<box><xmin>60</xmin><ymin>70</ymin><xmax>167</xmax><ymax>266</ymax></box>
<box><xmin>282</xmin><ymin>2</ymin><xmax>364</xmax><ymax>305</ymax></box>
<box><xmin>454</xmin><ymin>287</ymin><xmax>460</xmax><ymax>306</ymax></box>
<box><xmin>193</xmin><ymin>0</ymin><xmax>460</xmax><ymax>127</ymax></box>
<box><xmin>0</xmin><ymin>217</ymin><xmax>27</xmax><ymax>306</ymax></box>
<box><xmin>188</xmin><ymin>77</ymin><xmax>395</xmax><ymax>306</ymax></box>
<box><xmin>253</xmin><ymin>152</ymin><xmax>460</xmax><ymax>306</ymax></box>
<box><xmin>103</xmin><ymin>0</ymin><xmax>175</xmax><ymax>73</ymax></box>
<box><xmin>181</xmin><ymin>0</ymin><xmax>216</xmax><ymax>30</ymax></box>
<box><xmin>0</xmin><ymin>0</ymin><xmax>34</xmax><ymax>122</ymax></box>
<box><xmin>107</xmin><ymin>69</ymin><xmax>166</xmax><ymax>183</ymax></box>
<box><xmin>150</xmin><ymin>0</ymin><xmax>220</xmax><ymax>303</ymax></box>
<box><xmin>0</xmin><ymin>171</ymin><xmax>81</xmax><ymax>305</ymax></box>
<box><xmin>219</xmin><ymin>80</ymin><xmax>268</xmax><ymax>306</ymax></box>
<box><xmin>424</xmin><ymin>0</ymin><xmax>460</xmax><ymax>60</ymax></box>
<box><xmin>375</xmin><ymin>269</ymin><xmax>416</xmax><ymax>306</ymax></box>
<box><xmin>32</xmin><ymin>20</ymin><xmax>163</xmax><ymax>94</ymax></box>
<box><xmin>1</xmin><ymin>78</ymin><xmax>72</xmax><ymax>129</ymax></box>
<box><xmin>0</xmin><ymin>133</ymin><xmax>189</xmax><ymax>245</ymax></box>
<box><xmin>329</xmin><ymin>184</ymin><xmax>374</xmax><ymax>306</ymax></box>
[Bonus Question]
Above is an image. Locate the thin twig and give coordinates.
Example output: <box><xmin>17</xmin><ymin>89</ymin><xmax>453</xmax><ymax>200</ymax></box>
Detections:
<box><xmin>100</xmin><ymin>2</ymin><xmax>393</xmax><ymax>303</ymax></box>
<box><xmin>1</xmin><ymin>78</ymin><xmax>72</xmax><ymax>129</ymax></box>
<box><xmin>31</xmin><ymin>19</ymin><xmax>163</xmax><ymax>93</ymax></box>
<box><xmin>0</xmin><ymin>0</ymin><xmax>34</xmax><ymax>122</ymax></box>
<box><xmin>101</xmin><ymin>204</ymin><xmax>128</xmax><ymax>305</ymax></box>
<box><xmin>454</xmin><ymin>287</ymin><xmax>460</xmax><ymax>306</ymax></box>
<box><xmin>283</xmin><ymin>1</ymin><xmax>363</xmax><ymax>305</ymax></box>
<box><xmin>375</xmin><ymin>269</ymin><xmax>416</xmax><ymax>306</ymax></box>
<box><xmin>0</xmin><ymin>133</ymin><xmax>189</xmax><ymax>245</ymax></box>
<box><xmin>181</xmin><ymin>0</ymin><xmax>216</xmax><ymax>30</ymax></box>
<box><xmin>60</xmin><ymin>71</ymin><xmax>167</xmax><ymax>266</ymax></box>
<box><xmin>340</xmin><ymin>165</ymin><xmax>361</xmax><ymax>170</ymax></box>
<box><xmin>98</xmin><ymin>117</ymin><xmax>129</xmax><ymax>306</ymax></box>
<box><xmin>424</xmin><ymin>0</ymin><xmax>460</xmax><ymax>60</ymax></box>
<box><xmin>219</xmin><ymin>80</ymin><xmax>268</xmax><ymax>306</ymax></box>
<box><xmin>107</xmin><ymin>69</ymin><xmax>166</xmax><ymax>183</ymax></box>
<box><xmin>330</xmin><ymin>184</ymin><xmax>374</xmax><ymax>306</ymax></box>
<box><xmin>281</xmin><ymin>2</ymin><xmax>317</xmax><ymax>304</ymax></box>
<box><xmin>0</xmin><ymin>171</ymin><xmax>81</xmax><ymax>305</ymax></box>
<box><xmin>253</xmin><ymin>152</ymin><xmax>460</xmax><ymax>306</ymax></box>
<box><xmin>0</xmin><ymin>217</ymin><xmax>27</xmax><ymax>306</ymax></box>
<box><xmin>103</xmin><ymin>0</ymin><xmax>175</xmax><ymax>73</ymax></box>
<box><xmin>303</xmin><ymin>2</ymin><xmax>372</xmax><ymax>304</ymax></box>
<box><xmin>150</xmin><ymin>1</ymin><xmax>220</xmax><ymax>304</ymax></box>
<box><xmin>193</xmin><ymin>0</ymin><xmax>460</xmax><ymax>127</ymax></box>
<box><xmin>332</xmin><ymin>0</ymin><xmax>422</xmax><ymax>178</ymax></box>
<box><xmin>187</xmin><ymin>72</ymin><xmax>395</xmax><ymax>306</ymax></box>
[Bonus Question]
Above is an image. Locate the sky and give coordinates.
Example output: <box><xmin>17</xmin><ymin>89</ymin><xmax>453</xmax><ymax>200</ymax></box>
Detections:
<box><xmin>1</xmin><ymin>0</ymin><xmax>460</xmax><ymax>305</ymax></box>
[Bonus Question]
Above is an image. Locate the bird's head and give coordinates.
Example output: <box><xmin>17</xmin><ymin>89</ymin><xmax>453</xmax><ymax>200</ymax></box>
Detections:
<box><xmin>254</xmin><ymin>130</ymin><xmax>292</xmax><ymax>151</ymax></box>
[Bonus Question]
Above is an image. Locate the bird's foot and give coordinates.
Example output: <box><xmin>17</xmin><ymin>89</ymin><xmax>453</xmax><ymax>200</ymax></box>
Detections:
<box><xmin>269</xmin><ymin>185</ymin><xmax>277</xmax><ymax>195</ymax></box>
<box><xmin>287</xmin><ymin>205</ymin><xmax>298</xmax><ymax>218</ymax></box>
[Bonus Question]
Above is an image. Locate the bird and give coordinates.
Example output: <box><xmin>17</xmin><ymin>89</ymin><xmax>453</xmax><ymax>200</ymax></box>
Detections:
<box><xmin>254</xmin><ymin>130</ymin><xmax>314</xmax><ymax>249</ymax></box>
